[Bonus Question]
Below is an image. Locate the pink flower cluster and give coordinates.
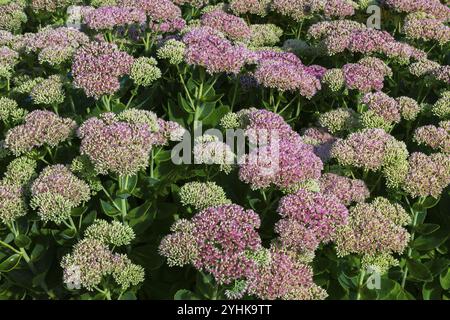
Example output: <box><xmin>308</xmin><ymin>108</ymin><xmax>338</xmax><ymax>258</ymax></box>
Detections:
<box><xmin>160</xmin><ymin>204</ymin><xmax>262</xmax><ymax>284</ymax></box>
<box><xmin>276</xmin><ymin>188</ymin><xmax>348</xmax><ymax>252</ymax></box>
<box><xmin>384</xmin><ymin>0</ymin><xmax>450</xmax><ymax>21</ymax></box>
<box><xmin>201</xmin><ymin>10</ymin><xmax>251</xmax><ymax>42</ymax></box>
<box><xmin>362</xmin><ymin>92</ymin><xmax>401</xmax><ymax>124</ymax></box>
<box><xmin>129</xmin><ymin>0</ymin><xmax>182</xmax><ymax>20</ymax></box>
<box><xmin>403</xmin><ymin>13</ymin><xmax>450</xmax><ymax>44</ymax></box>
<box><xmin>308</xmin><ymin>20</ymin><xmax>427</xmax><ymax>62</ymax></box>
<box><xmin>72</xmin><ymin>41</ymin><xmax>134</xmax><ymax>98</ymax></box>
<box><xmin>183</xmin><ymin>27</ymin><xmax>250</xmax><ymax>74</ymax></box>
<box><xmin>246</xmin><ymin>246</ymin><xmax>327</xmax><ymax>300</ymax></box>
<box><xmin>191</xmin><ymin>204</ymin><xmax>262</xmax><ymax>284</ymax></box>
<box><xmin>22</xmin><ymin>27</ymin><xmax>89</xmax><ymax>66</ymax></box>
<box><xmin>243</xmin><ymin>109</ymin><xmax>301</xmax><ymax>145</ymax></box>
<box><xmin>319</xmin><ymin>173</ymin><xmax>370</xmax><ymax>206</ymax></box>
<box><xmin>253</xmin><ymin>51</ymin><xmax>322</xmax><ymax>98</ymax></box>
<box><xmin>5</xmin><ymin>110</ymin><xmax>76</xmax><ymax>156</ymax></box>
<box><xmin>77</xmin><ymin>112</ymin><xmax>154</xmax><ymax>176</ymax></box>
<box><xmin>84</xmin><ymin>6</ymin><xmax>147</xmax><ymax>31</ymax></box>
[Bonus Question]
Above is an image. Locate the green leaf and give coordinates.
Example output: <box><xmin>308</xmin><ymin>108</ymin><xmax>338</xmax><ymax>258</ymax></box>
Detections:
<box><xmin>337</xmin><ymin>271</ymin><xmax>358</xmax><ymax>290</ymax></box>
<box><xmin>196</xmin><ymin>272</ymin><xmax>217</xmax><ymax>299</ymax></box>
<box><xmin>406</xmin><ymin>259</ymin><xmax>433</xmax><ymax>282</ymax></box>
<box><xmin>440</xmin><ymin>268</ymin><xmax>450</xmax><ymax>290</ymax></box>
<box><xmin>61</xmin><ymin>228</ymin><xmax>77</xmax><ymax>240</ymax></box>
<box><xmin>412</xmin><ymin>233</ymin><xmax>449</xmax><ymax>251</ymax></box>
<box><xmin>396</xmin><ymin>288</ymin><xmax>416</xmax><ymax>300</ymax></box>
<box><xmin>70</xmin><ymin>206</ymin><xmax>88</xmax><ymax>217</ymax></box>
<box><xmin>14</xmin><ymin>235</ymin><xmax>31</xmax><ymax>248</ymax></box>
<box><xmin>421</xmin><ymin>196</ymin><xmax>440</xmax><ymax>209</ymax></box>
<box><xmin>31</xmin><ymin>243</ymin><xmax>46</xmax><ymax>262</ymax></box>
<box><xmin>178</xmin><ymin>93</ymin><xmax>194</xmax><ymax>114</ymax></box>
<box><xmin>119</xmin><ymin>291</ymin><xmax>137</xmax><ymax>300</ymax></box>
<box><xmin>0</xmin><ymin>254</ymin><xmax>22</xmax><ymax>272</ymax></box>
<box><xmin>415</xmin><ymin>223</ymin><xmax>440</xmax><ymax>235</ymax></box>
<box><xmin>174</xmin><ymin>289</ymin><xmax>200</xmax><ymax>300</ymax></box>
<box><xmin>422</xmin><ymin>281</ymin><xmax>442</xmax><ymax>300</ymax></box>
<box><xmin>100</xmin><ymin>199</ymin><xmax>120</xmax><ymax>217</ymax></box>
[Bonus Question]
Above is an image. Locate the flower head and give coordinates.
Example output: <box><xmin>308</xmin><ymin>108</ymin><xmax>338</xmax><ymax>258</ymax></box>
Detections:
<box><xmin>239</xmin><ymin>140</ymin><xmax>323</xmax><ymax>190</ymax></box>
<box><xmin>130</xmin><ymin>57</ymin><xmax>162</xmax><ymax>87</ymax></box>
<box><xmin>201</xmin><ymin>10</ymin><xmax>251</xmax><ymax>42</ymax></box>
<box><xmin>319</xmin><ymin>173</ymin><xmax>370</xmax><ymax>206</ymax></box>
<box><xmin>30</xmin><ymin>165</ymin><xmax>91</xmax><ymax>224</ymax></box>
<box><xmin>72</xmin><ymin>41</ymin><xmax>134</xmax><ymax>98</ymax></box>
<box><xmin>157</xmin><ymin>39</ymin><xmax>186</xmax><ymax>65</ymax></box>
<box><xmin>84</xmin><ymin>219</ymin><xmax>135</xmax><ymax>247</ymax></box>
<box><xmin>403</xmin><ymin>152</ymin><xmax>450</xmax><ymax>198</ymax></box>
<box><xmin>5</xmin><ymin>110</ymin><xmax>76</xmax><ymax>156</ymax></box>
<box><xmin>335</xmin><ymin>198</ymin><xmax>410</xmax><ymax>272</ymax></box>
<box><xmin>30</xmin><ymin>75</ymin><xmax>65</xmax><ymax>106</ymax></box>
<box><xmin>183</xmin><ymin>27</ymin><xmax>250</xmax><ymax>74</ymax></box>
<box><xmin>276</xmin><ymin>188</ymin><xmax>348</xmax><ymax>252</ymax></box>
<box><xmin>246</xmin><ymin>246</ymin><xmax>327</xmax><ymax>300</ymax></box>
<box><xmin>77</xmin><ymin>112</ymin><xmax>155</xmax><ymax>176</ymax></box>
<box><xmin>179</xmin><ymin>181</ymin><xmax>231</xmax><ymax>211</ymax></box>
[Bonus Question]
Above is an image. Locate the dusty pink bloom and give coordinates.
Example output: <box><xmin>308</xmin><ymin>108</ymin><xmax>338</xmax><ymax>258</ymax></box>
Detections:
<box><xmin>77</xmin><ymin>113</ymin><xmax>154</xmax><ymax>176</ymax></box>
<box><xmin>84</xmin><ymin>6</ymin><xmax>147</xmax><ymax>30</ymax></box>
<box><xmin>276</xmin><ymin>188</ymin><xmax>348</xmax><ymax>250</ymax></box>
<box><xmin>201</xmin><ymin>10</ymin><xmax>251</xmax><ymax>42</ymax></box>
<box><xmin>72</xmin><ymin>41</ymin><xmax>134</xmax><ymax>98</ymax></box>
<box><xmin>319</xmin><ymin>173</ymin><xmax>370</xmax><ymax>206</ymax></box>
<box><xmin>183</xmin><ymin>27</ymin><xmax>250</xmax><ymax>74</ymax></box>
<box><xmin>191</xmin><ymin>204</ymin><xmax>262</xmax><ymax>284</ymax></box>
<box><xmin>246</xmin><ymin>246</ymin><xmax>327</xmax><ymax>300</ymax></box>
<box><xmin>239</xmin><ymin>140</ymin><xmax>323</xmax><ymax>190</ymax></box>
<box><xmin>403</xmin><ymin>152</ymin><xmax>450</xmax><ymax>198</ymax></box>
<box><xmin>362</xmin><ymin>92</ymin><xmax>401</xmax><ymax>123</ymax></box>
<box><xmin>4</xmin><ymin>111</ymin><xmax>76</xmax><ymax>155</ymax></box>
<box><xmin>414</xmin><ymin>125</ymin><xmax>450</xmax><ymax>153</ymax></box>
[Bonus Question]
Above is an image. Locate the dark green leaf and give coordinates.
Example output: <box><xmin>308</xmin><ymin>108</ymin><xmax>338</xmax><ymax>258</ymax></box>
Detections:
<box><xmin>174</xmin><ymin>289</ymin><xmax>200</xmax><ymax>300</ymax></box>
<box><xmin>14</xmin><ymin>235</ymin><xmax>31</xmax><ymax>248</ymax></box>
<box><xmin>406</xmin><ymin>259</ymin><xmax>433</xmax><ymax>282</ymax></box>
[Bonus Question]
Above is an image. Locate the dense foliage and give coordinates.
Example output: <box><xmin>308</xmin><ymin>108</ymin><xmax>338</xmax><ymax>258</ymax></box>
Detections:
<box><xmin>0</xmin><ymin>0</ymin><xmax>449</xmax><ymax>300</ymax></box>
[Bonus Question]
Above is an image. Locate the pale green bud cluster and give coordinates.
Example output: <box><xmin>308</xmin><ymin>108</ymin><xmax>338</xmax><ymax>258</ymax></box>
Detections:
<box><xmin>0</xmin><ymin>97</ymin><xmax>27</xmax><ymax>125</ymax></box>
<box><xmin>130</xmin><ymin>57</ymin><xmax>162</xmax><ymax>87</ymax></box>
<box><xmin>179</xmin><ymin>181</ymin><xmax>231</xmax><ymax>211</ymax></box>
<box><xmin>0</xmin><ymin>97</ymin><xmax>28</xmax><ymax>124</ymax></box>
<box><xmin>382</xmin><ymin>140</ymin><xmax>409</xmax><ymax>189</ymax></box>
<box><xmin>157</xmin><ymin>39</ymin><xmax>186</xmax><ymax>65</ymax></box>
<box><xmin>3</xmin><ymin>156</ymin><xmax>37</xmax><ymax>186</ymax></box>
<box><xmin>321</xmin><ymin>68</ymin><xmax>345</xmax><ymax>92</ymax></box>
<box><xmin>30</xmin><ymin>75</ymin><xmax>65</xmax><ymax>105</ymax></box>
<box><xmin>361</xmin><ymin>252</ymin><xmax>399</xmax><ymax>275</ymax></box>
<box><xmin>281</xmin><ymin>179</ymin><xmax>321</xmax><ymax>194</ymax></box>
<box><xmin>12</xmin><ymin>76</ymin><xmax>43</xmax><ymax>95</ymax></box>
<box><xmin>360</xmin><ymin>110</ymin><xmax>393</xmax><ymax>132</ymax></box>
<box><xmin>219</xmin><ymin>112</ymin><xmax>241</xmax><ymax>130</ymax></box>
<box><xmin>112</xmin><ymin>254</ymin><xmax>145</xmax><ymax>291</ymax></box>
<box><xmin>84</xmin><ymin>219</ymin><xmax>135</xmax><ymax>247</ymax></box>
<box><xmin>432</xmin><ymin>91</ymin><xmax>450</xmax><ymax>119</ymax></box>
<box><xmin>118</xmin><ymin>108</ymin><xmax>159</xmax><ymax>132</ymax></box>
<box><xmin>249</xmin><ymin>24</ymin><xmax>283</xmax><ymax>48</ymax></box>
<box><xmin>318</xmin><ymin>108</ymin><xmax>359</xmax><ymax>134</ymax></box>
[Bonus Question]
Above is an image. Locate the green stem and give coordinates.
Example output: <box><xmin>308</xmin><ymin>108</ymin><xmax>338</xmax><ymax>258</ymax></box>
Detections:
<box><xmin>356</xmin><ymin>268</ymin><xmax>366</xmax><ymax>300</ymax></box>
<box><xmin>0</xmin><ymin>239</ymin><xmax>21</xmax><ymax>254</ymax></box>
<box><xmin>401</xmin><ymin>199</ymin><xmax>420</xmax><ymax>288</ymax></box>
<box><xmin>118</xmin><ymin>176</ymin><xmax>128</xmax><ymax>222</ymax></box>
<box><xmin>100</xmin><ymin>185</ymin><xmax>123</xmax><ymax>213</ymax></box>
<box><xmin>150</xmin><ymin>149</ymin><xmax>154</xmax><ymax>178</ymax></box>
